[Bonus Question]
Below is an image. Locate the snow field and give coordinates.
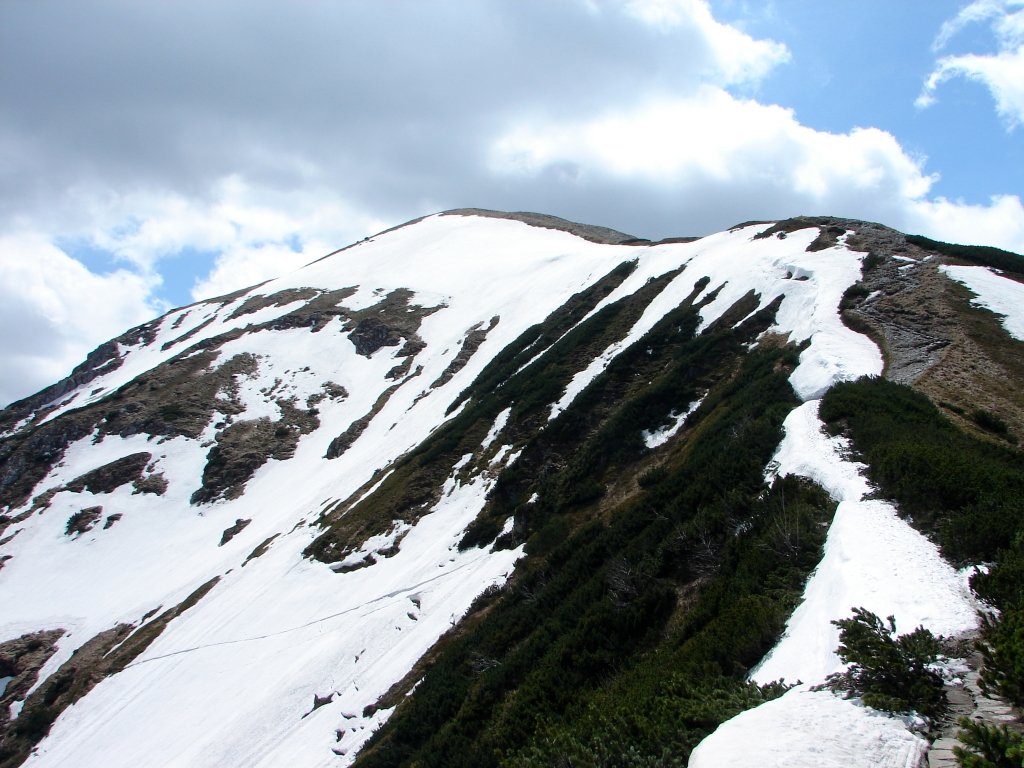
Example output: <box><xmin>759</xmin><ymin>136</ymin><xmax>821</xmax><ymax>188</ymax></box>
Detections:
<box><xmin>641</xmin><ymin>396</ymin><xmax>705</xmax><ymax>449</ymax></box>
<box><xmin>688</xmin><ymin>688</ymin><xmax>928</xmax><ymax>768</ymax></box>
<box><xmin>940</xmin><ymin>264</ymin><xmax>1024</xmax><ymax>340</ymax></box>
<box><xmin>0</xmin><ymin>215</ymin><xmax>644</xmax><ymax>766</ymax></box>
<box><xmin>0</xmin><ymin>213</ymin><xmax>914</xmax><ymax>766</ymax></box>
<box><xmin>547</xmin><ymin>223</ymin><xmax>881</xmax><ymax>420</ymax></box>
<box><xmin>23</xmin><ymin>454</ymin><xmax>520</xmax><ymax>768</ymax></box>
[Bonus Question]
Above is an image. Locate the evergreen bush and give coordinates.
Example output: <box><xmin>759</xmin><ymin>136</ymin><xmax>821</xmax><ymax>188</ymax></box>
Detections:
<box><xmin>819</xmin><ymin>607</ymin><xmax>946</xmax><ymax>719</ymax></box>
<box><xmin>978</xmin><ymin>605</ymin><xmax>1024</xmax><ymax>707</ymax></box>
<box><xmin>954</xmin><ymin>717</ymin><xmax>1024</xmax><ymax>767</ymax></box>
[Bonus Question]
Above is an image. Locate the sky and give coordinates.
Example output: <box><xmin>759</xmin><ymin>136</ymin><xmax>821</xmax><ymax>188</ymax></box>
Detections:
<box><xmin>1</xmin><ymin>0</ymin><xmax>1023</xmax><ymax>407</ymax></box>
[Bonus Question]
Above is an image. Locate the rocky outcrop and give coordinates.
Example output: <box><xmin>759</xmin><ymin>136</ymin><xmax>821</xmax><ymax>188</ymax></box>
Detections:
<box><xmin>219</xmin><ymin>518</ymin><xmax>252</xmax><ymax>546</ymax></box>
<box><xmin>64</xmin><ymin>506</ymin><xmax>103</xmax><ymax>536</ymax></box>
<box><xmin>65</xmin><ymin>453</ymin><xmax>152</xmax><ymax>495</ymax></box>
<box><xmin>427</xmin><ymin>316</ymin><xmax>500</xmax><ymax>391</ymax></box>
<box><xmin>929</xmin><ymin>648</ymin><xmax>1021</xmax><ymax>767</ymax></box>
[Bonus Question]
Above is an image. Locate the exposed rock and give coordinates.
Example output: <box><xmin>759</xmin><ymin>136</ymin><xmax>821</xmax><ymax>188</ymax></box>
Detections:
<box><xmin>160</xmin><ymin>315</ymin><xmax>218</xmax><ymax>351</ymax></box>
<box><xmin>928</xmin><ymin>647</ymin><xmax>1022</xmax><ymax>767</ymax></box>
<box><xmin>428</xmin><ymin>316</ymin><xmax>500</xmax><ymax>391</ymax></box>
<box><xmin>324</xmin><ymin>384</ymin><xmax>401</xmax><ymax>460</ymax></box>
<box><xmin>441</xmin><ymin>208</ymin><xmax>640</xmax><ymax>245</ymax></box>
<box><xmin>64</xmin><ymin>506</ymin><xmax>103</xmax><ymax>536</ymax></box>
<box><xmin>304</xmin><ymin>692</ymin><xmax>334</xmax><ymax>718</ymax></box>
<box><xmin>132</xmin><ymin>471</ymin><xmax>168</xmax><ymax>496</ymax></box>
<box><xmin>191</xmin><ymin>398</ymin><xmax>320</xmax><ymax>504</ymax></box>
<box><xmin>227</xmin><ymin>288</ymin><xmax>321</xmax><ymax>320</ymax></box>
<box><xmin>0</xmin><ymin>319</ymin><xmax>160</xmax><ymax>434</ymax></box>
<box><xmin>828</xmin><ymin>220</ymin><xmax>1024</xmax><ymax>442</ymax></box>
<box><xmin>242</xmin><ymin>534</ymin><xmax>279</xmax><ymax>565</ymax></box>
<box><xmin>219</xmin><ymin>518</ymin><xmax>252</xmax><ymax>546</ymax></box>
<box><xmin>64</xmin><ymin>452</ymin><xmax>152</xmax><ymax>495</ymax></box>
<box><xmin>0</xmin><ymin>629</ymin><xmax>64</xmax><ymax>713</ymax></box>
<box><xmin>306</xmin><ymin>381</ymin><xmax>348</xmax><ymax>408</ymax></box>
<box><xmin>1</xmin><ymin>286</ymin><xmax>440</xmax><ymax>516</ymax></box>
<box><xmin>349</xmin><ymin>317</ymin><xmax>403</xmax><ymax>357</ymax></box>
<box><xmin>102</xmin><ymin>514</ymin><xmax>122</xmax><ymax>530</ymax></box>
<box><xmin>28</xmin><ymin>487</ymin><xmax>59</xmax><ymax>514</ymax></box>
<box><xmin>0</xmin><ymin>413</ymin><xmax>93</xmax><ymax>513</ymax></box>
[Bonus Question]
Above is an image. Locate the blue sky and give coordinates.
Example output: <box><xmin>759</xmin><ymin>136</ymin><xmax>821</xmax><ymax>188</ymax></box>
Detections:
<box><xmin>721</xmin><ymin>0</ymin><xmax>1022</xmax><ymax>204</ymax></box>
<box><xmin>0</xmin><ymin>0</ymin><xmax>1022</xmax><ymax>406</ymax></box>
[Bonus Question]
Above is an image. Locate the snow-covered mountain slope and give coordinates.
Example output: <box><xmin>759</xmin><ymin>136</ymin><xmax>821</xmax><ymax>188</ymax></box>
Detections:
<box><xmin>0</xmin><ymin>211</ymin><xmax>1021</xmax><ymax>767</ymax></box>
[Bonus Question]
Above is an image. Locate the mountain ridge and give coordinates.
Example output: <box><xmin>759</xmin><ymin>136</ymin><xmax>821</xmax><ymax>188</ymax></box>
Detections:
<box><xmin>0</xmin><ymin>211</ymin><xmax>1022</xmax><ymax>767</ymax></box>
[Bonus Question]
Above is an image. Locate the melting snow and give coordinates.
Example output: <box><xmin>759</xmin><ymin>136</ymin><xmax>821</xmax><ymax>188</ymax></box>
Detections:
<box><xmin>481</xmin><ymin>407</ymin><xmax>511</xmax><ymax>450</ymax></box>
<box><xmin>689</xmin><ymin>688</ymin><xmax>928</xmax><ymax>768</ymax></box>
<box><xmin>547</xmin><ymin>223</ymin><xmax>881</xmax><ymax>419</ymax></box>
<box><xmin>941</xmin><ymin>264</ymin><xmax>1024</xmax><ymax>340</ymax></box>
<box><xmin>694</xmin><ymin>400</ymin><xmax>979</xmax><ymax>766</ymax></box>
<box><xmin>0</xmin><ymin>213</ymin><xmax>929</xmax><ymax>767</ymax></box>
<box><xmin>640</xmin><ymin>396</ymin><xmax>705</xmax><ymax>449</ymax></box>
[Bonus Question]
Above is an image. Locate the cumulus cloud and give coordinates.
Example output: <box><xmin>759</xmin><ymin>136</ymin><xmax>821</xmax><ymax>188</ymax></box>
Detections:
<box><xmin>906</xmin><ymin>194</ymin><xmax>1024</xmax><ymax>250</ymax></box>
<box><xmin>188</xmin><ymin>187</ymin><xmax>388</xmax><ymax>300</ymax></box>
<box><xmin>0</xmin><ymin>234</ymin><xmax>163</xmax><ymax>407</ymax></box>
<box><xmin>488</xmin><ymin>87</ymin><xmax>1024</xmax><ymax>253</ymax></box>
<box><xmin>1</xmin><ymin>0</ymin><xmax>1024</xmax><ymax>405</ymax></box>
<box><xmin>68</xmin><ymin>177</ymin><xmax>388</xmax><ymax>300</ymax></box>
<box><xmin>492</xmin><ymin>89</ymin><xmax>931</xmax><ymax>196</ymax></box>
<box><xmin>617</xmin><ymin>0</ymin><xmax>789</xmax><ymax>82</ymax></box>
<box><xmin>918</xmin><ymin>0</ymin><xmax>1024</xmax><ymax>127</ymax></box>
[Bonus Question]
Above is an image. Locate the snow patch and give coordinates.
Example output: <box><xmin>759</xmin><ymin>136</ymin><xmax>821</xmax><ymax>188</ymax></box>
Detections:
<box><xmin>481</xmin><ymin>408</ymin><xmax>511</xmax><ymax>450</ymax></box>
<box><xmin>695</xmin><ymin>400</ymin><xmax>978</xmax><ymax>766</ymax></box>
<box><xmin>641</xmin><ymin>396</ymin><xmax>704</xmax><ymax>449</ymax></box>
<box><xmin>941</xmin><ymin>265</ymin><xmax>1024</xmax><ymax>340</ymax></box>
<box><xmin>689</xmin><ymin>688</ymin><xmax>928</xmax><ymax>768</ymax></box>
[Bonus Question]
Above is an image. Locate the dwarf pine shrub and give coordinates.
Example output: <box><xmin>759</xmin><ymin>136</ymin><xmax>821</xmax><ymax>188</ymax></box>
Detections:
<box><xmin>819</xmin><ymin>607</ymin><xmax>946</xmax><ymax>719</ymax></box>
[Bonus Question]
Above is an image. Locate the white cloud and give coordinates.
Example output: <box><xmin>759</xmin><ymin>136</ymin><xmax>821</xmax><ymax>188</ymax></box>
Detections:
<box><xmin>920</xmin><ymin>0</ymin><xmax>1024</xmax><ymax>127</ymax></box>
<box><xmin>0</xmin><ymin>177</ymin><xmax>387</xmax><ymax>406</ymax></box>
<box><xmin>906</xmin><ymin>194</ymin><xmax>1024</xmax><ymax>251</ymax></box>
<box><xmin>617</xmin><ymin>0</ymin><xmax>789</xmax><ymax>83</ymax></box>
<box><xmin>189</xmin><ymin>194</ymin><xmax>387</xmax><ymax>301</ymax></box>
<box><xmin>490</xmin><ymin>87</ymin><xmax>1024</xmax><ymax>254</ymax></box>
<box><xmin>37</xmin><ymin>175</ymin><xmax>388</xmax><ymax>301</ymax></box>
<box><xmin>183</xmin><ymin>184</ymin><xmax>388</xmax><ymax>301</ymax></box>
<box><xmin>0</xmin><ymin>234</ymin><xmax>164</xmax><ymax>407</ymax></box>
<box><xmin>493</xmin><ymin>88</ymin><xmax>930</xmax><ymax>195</ymax></box>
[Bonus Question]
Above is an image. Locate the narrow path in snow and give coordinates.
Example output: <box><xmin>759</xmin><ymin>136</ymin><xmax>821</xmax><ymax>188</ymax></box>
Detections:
<box><xmin>929</xmin><ymin>646</ymin><xmax>1021</xmax><ymax>767</ymax></box>
<box><xmin>123</xmin><ymin>552</ymin><xmax>493</xmax><ymax>669</ymax></box>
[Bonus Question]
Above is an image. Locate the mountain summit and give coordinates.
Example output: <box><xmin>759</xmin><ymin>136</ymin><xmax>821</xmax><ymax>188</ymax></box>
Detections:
<box><xmin>1</xmin><ymin>211</ymin><xmax>1022</xmax><ymax>767</ymax></box>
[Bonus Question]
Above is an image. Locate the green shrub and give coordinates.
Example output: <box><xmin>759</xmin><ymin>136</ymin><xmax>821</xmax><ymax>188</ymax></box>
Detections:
<box><xmin>354</xmin><ymin>347</ymin><xmax>832</xmax><ymax>768</ymax></box>
<box><xmin>820</xmin><ymin>378</ymin><xmax>1024</xmax><ymax>565</ymax></box>
<box><xmin>862</xmin><ymin>251</ymin><xmax>883</xmax><ymax>271</ymax></box>
<box><xmin>972</xmin><ymin>409</ymin><xmax>1012</xmax><ymax>439</ymax></box>
<box><xmin>954</xmin><ymin>717</ymin><xmax>1024</xmax><ymax>767</ymax></box>
<box><xmin>819</xmin><ymin>607</ymin><xmax>946</xmax><ymax>719</ymax></box>
<box><xmin>840</xmin><ymin>282</ymin><xmax>870</xmax><ymax>309</ymax></box>
<box><xmin>905</xmin><ymin>234</ymin><xmax>1024</xmax><ymax>275</ymax></box>
<box><xmin>978</xmin><ymin>605</ymin><xmax>1024</xmax><ymax>707</ymax></box>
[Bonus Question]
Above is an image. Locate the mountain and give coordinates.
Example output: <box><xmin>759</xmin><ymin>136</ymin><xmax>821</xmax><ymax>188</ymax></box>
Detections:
<box><xmin>0</xmin><ymin>210</ymin><xmax>1022</xmax><ymax>767</ymax></box>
